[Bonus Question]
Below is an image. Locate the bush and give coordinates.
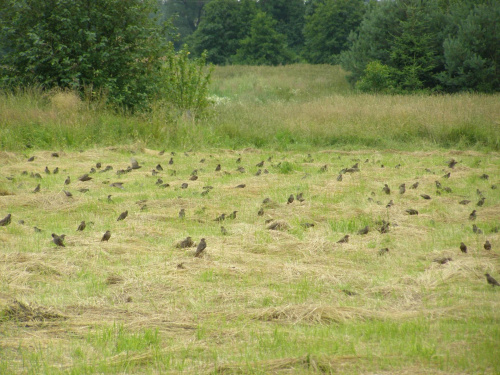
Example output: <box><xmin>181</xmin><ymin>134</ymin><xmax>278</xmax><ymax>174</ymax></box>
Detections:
<box><xmin>355</xmin><ymin>61</ymin><xmax>395</xmax><ymax>93</ymax></box>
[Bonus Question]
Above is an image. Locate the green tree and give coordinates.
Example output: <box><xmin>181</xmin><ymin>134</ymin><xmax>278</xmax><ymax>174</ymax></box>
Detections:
<box><xmin>0</xmin><ymin>0</ymin><xmax>170</xmax><ymax>108</ymax></box>
<box><xmin>257</xmin><ymin>0</ymin><xmax>306</xmax><ymax>52</ymax></box>
<box><xmin>303</xmin><ymin>0</ymin><xmax>366</xmax><ymax>64</ymax></box>
<box><xmin>233</xmin><ymin>11</ymin><xmax>293</xmax><ymax>66</ymax></box>
<box><xmin>187</xmin><ymin>0</ymin><xmax>258</xmax><ymax>64</ymax></box>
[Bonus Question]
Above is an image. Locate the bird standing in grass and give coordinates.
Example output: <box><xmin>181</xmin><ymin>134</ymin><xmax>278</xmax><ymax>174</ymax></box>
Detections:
<box><xmin>382</xmin><ymin>184</ymin><xmax>391</xmax><ymax>195</ymax></box>
<box><xmin>399</xmin><ymin>184</ymin><xmax>406</xmax><ymax>194</ymax></box>
<box><xmin>33</xmin><ymin>184</ymin><xmax>41</xmax><ymax>193</ymax></box>
<box><xmin>64</xmin><ymin>176</ymin><xmax>70</xmax><ymax>185</ymax></box>
<box><xmin>117</xmin><ymin>210</ymin><xmax>128</xmax><ymax>221</ymax></box>
<box><xmin>337</xmin><ymin>235</ymin><xmax>349</xmax><ymax>243</ymax></box>
<box><xmin>469</xmin><ymin>210</ymin><xmax>477</xmax><ymax>220</ymax></box>
<box><xmin>179</xmin><ymin>209</ymin><xmax>185</xmax><ymax>219</ymax></box>
<box><xmin>484</xmin><ymin>241</ymin><xmax>491</xmax><ymax>251</ymax></box>
<box><xmin>101</xmin><ymin>230</ymin><xmax>111</xmax><ymax>242</ymax></box>
<box><xmin>195</xmin><ymin>238</ymin><xmax>207</xmax><ymax>257</ymax></box>
<box><xmin>287</xmin><ymin>194</ymin><xmax>294</xmax><ymax>204</ymax></box>
<box><xmin>357</xmin><ymin>226</ymin><xmax>369</xmax><ymax>235</ymax></box>
<box><xmin>52</xmin><ymin>233</ymin><xmax>65</xmax><ymax>247</ymax></box>
<box><xmin>0</xmin><ymin>214</ymin><xmax>12</xmax><ymax>226</ymax></box>
<box><xmin>460</xmin><ymin>242</ymin><xmax>467</xmax><ymax>253</ymax></box>
<box><xmin>77</xmin><ymin>221</ymin><xmax>86</xmax><ymax>231</ymax></box>
<box><xmin>485</xmin><ymin>274</ymin><xmax>500</xmax><ymax>286</ymax></box>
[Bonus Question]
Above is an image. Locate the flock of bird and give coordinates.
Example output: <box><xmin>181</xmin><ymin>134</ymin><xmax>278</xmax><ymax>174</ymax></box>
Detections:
<box><xmin>0</xmin><ymin>151</ymin><xmax>498</xmax><ymax>287</ymax></box>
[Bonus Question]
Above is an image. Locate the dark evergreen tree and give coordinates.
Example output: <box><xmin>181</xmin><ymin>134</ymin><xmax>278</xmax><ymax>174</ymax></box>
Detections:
<box><xmin>303</xmin><ymin>0</ymin><xmax>366</xmax><ymax>64</ymax></box>
<box><xmin>233</xmin><ymin>11</ymin><xmax>294</xmax><ymax>66</ymax></box>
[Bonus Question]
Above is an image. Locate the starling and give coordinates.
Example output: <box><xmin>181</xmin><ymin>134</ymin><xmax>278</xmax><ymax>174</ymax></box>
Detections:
<box><xmin>256</xmin><ymin>161</ymin><xmax>264</xmax><ymax>167</ymax></box>
<box><xmin>33</xmin><ymin>184</ymin><xmax>41</xmax><ymax>193</ymax></box>
<box><xmin>169</xmin><ymin>158</ymin><xmax>174</xmax><ymax>165</ymax></box>
<box><xmin>176</xmin><ymin>236</ymin><xmax>194</xmax><ymax>248</ymax></box>
<box><xmin>130</xmin><ymin>158</ymin><xmax>141</xmax><ymax>169</ymax></box>
<box><xmin>28</xmin><ymin>156</ymin><xmax>35</xmax><ymax>162</ymax></box>
<box><xmin>79</xmin><ymin>174</ymin><xmax>92</xmax><ymax>182</ymax></box>
<box><xmin>235</xmin><ymin>184</ymin><xmax>246</xmax><ymax>188</ymax></box>
<box><xmin>382</xmin><ymin>184</ymin><xmax>391</xmax><ymax>195</ymax></box>
<box><xmin>117</xmin><ymin>210</ymin><xmax>128</xmax><ymax>221</ymax></box>
<box><xmin>236</xmin><ymin>157</ymin><xmax>241</xmax><ymax>164</ymax></box>
<box><xmin>472</xmin><ymin>224</ymin><xmax>482</xmax><ymax>234</ymax></box>
<box><xmin>52</xmin><ymin>233</ymin><xmax>65</xmax><ymax>247</ymax></box>
<box><xmin>215</xmin><ymin>213</ymin><xmax>226</xmax><ymax>222</ymax></box>
<box><xmin>107</xmin><ymin>195</ymin><xmax>113</xmax><ymax>202</ymax></box>
<box><xmin>194</xmin><ymin>238</ymin><xmax>207</xmax><ymax>257</ymax></box>
<box><xmin>63</xmin><ymin>190</ymin><xmax>73</xmax><ymax>197</ymax></box>
<box><xmin>258</xmin><ymin>208</ymin><xmax>264</xmax><ymax>216</ymax></box>
<box><xmin>263</xmin><ymin>198</ymin><xmax>271</xmax><ymax>204</ymax></box>
<box><xmin>477</xmin><ymin>197</ymin><xmax>485</xmax><ymax>207</ymax></box>
<box><xmin>378</xmin><ymin>221</ymin><xmax>390</xmax><ymax>233</ymax></box>
<box><xmin>221</xmin><ymin>226</ymin><xmax>228</xmax><ymax>235</ymax></box>
<box><xmin>337</xmin><ymin>174</ymin><xmax>343</xmax><ymax>181</ymax></box>
<box><xmin>156</xmin><ymin>178</ymin><xmax>163</xmax><ymax>185</ymax></box>
<box><xmin>448</xmin><ymin>159</ymin><xmax>457</xmax><ymax>168</ymax></box>
<box><xmin>236</xmin><ymin>167</ymin><xmax>245</xmax><ymax>173</ymax></box>
<box><xmin>406</xmin><ymin>209</ymin><xmax>419</xmax><ymax>215</ymax></box>
<box><xmin>460</xmin><ymin>242</ymin><xmax>467</xmax><ymax>253</ymax></box>
<box><xmin>443</xmin><ymin>172</ymin><xmax>450</xmax><ymax>179</ymax></box>
<box><xmin>78</xmin><ymin>188</ymin><xmax>89</xmax><ymax>193</ymax></box>
<box><xmin>189</xmin><ymin>175</ymin><xmax>198</xmax><ymax>181</ymax></box>
<box><xmin>386</xmin><ymin>200</ymin><xmax>394</xmax><ymax>208</ymax></box>
<box><xmin>287</xmin><ymin>194</ymin><xmax>294</xmax><ymax>204</ymax></box>
<box><xmin>44</xmin><ymin>166</ymin><xmax>50</xmax><ymax>174</ymax></box>
<box><xmin>0</xmin><ymin>213</ymin><xmax>12</xmax><ymax>226</ymax></box>
<box><xmin>459</xmin><ymin>200</ymin><xmax>470</xmax><ymax>205</ymax></box>
<box><xmin>51</xmin><ymin>152</ymin><xmax>59</xmax><ymax>157</ymax></box>
<box><xmin>179</xmin><ymin>208</ymin><xmax>185</xmax><ymax>219</ymax></box>
<box><xmin>53</xmin><ymin>167</ymin><xmax>59</xmax><ymax>174</ymax></box>
<box><xmin>101</xmin><ymin>165</ymin><xmax>113</xmax><ymax>172</ymax></box>
<box><xmin>155</xmin><ymin>164</ymin><xmax>163</xmax><ymax>171</ymax></box>
<box><xmin>480</xmin><ymin>174</ymin><xmax>489</xmax><ymax>180</ymax></box>
<box><xmin>215</xmin><ymin>164</ymin><xmax>221</xmax><ymax>171</ymax></box>
<box><xmin>255</xmin><ymin>169</ymin><xmax>262</xmax><ymax>176</ymax></box>
<box><xmin>101</xmin><ymin>230</ymin><xmax>111</xmax><ymax>242</ymax></box>
<box><xmin>476</xmin><ymin>189</ymin><xmax>484</xmax><ymax>197</ymax></box>
<box><xmin>96</xmin><ymin>162</ymin><xmax>102</xmax><ymax>169</ymax></box>
<box><xmin>199</xmin><ymin>158</ymin><xmax>205</xmax><ymax>163</ymax></box>
<box><xmin>433</xmin><ymin>257</ymin><xmax>452</xmax><ymax>264</ymax></box>
<box><xmin>485</xmin><ymin>273</ymin><xmax>500</xmax><ymax>287</ymax></box>
<box><xmin>77</xmin><ymin>221</ymin><xmax>86</xmax><ymax>231</ymax></box>
<box><xmin>357</xmin><ymin>226</ymin><xmax>369</xmax><ymax>235</ymax></box>
<box><xmin>34</xmin><ymin>227</ymin><xmax>42</xmax><ymax>233</ymax></box>
<box><xmin>89</xmin><ymin>167</ymin><xmax>96</xmax><ymax>174</ymax></box>
<box><xmin>228</xmin><ymin>211</ymin><xmax>237</xmax><ymax>220</ymax></box>
<box><xmin>399</xmin><ymin>184</ymin><xmax>406</xmax><ymax>194</ymax></box>
<box><xmin>420</xmin><ymin>194</ymin><xmax>431</xmax><ymax>200</ymax></box>
<box><xmin>159</xmin><ymin>150</ymin><xmax>165</xmax><ymax>155</ymax></box>
<box><xmin>320</xmin><ymin>165</ymin><xmax>328</xmax><ymax>172</ymax></box>
<box><xmin>341</xmin><ymin>289</ymin><xmax>357</xmax><ymax>296</ymax></box>
<box><xmin>410</xmin><ymin>182</ymin><xmax>419</xmax><ymax>189</ymax></box>
<box><xmin>484</xmin><ymin>241</ymin><xmax>491</xmax><ymax>251</ymax></box>
<box><xmin>443</xmin><ymin>187</ymin><xmax>452</xmax><ymax>193</ymax></box>
<box><xmin>435</xmin><ymin>181</ymin><xmax>442</xmax><ymax>189</ymax></box>
<box><xmin>181</xmin><ymin>183</ymin><xmax>188</xmax><ymax>189</ymax></box>
<box><xmin>301</xmin><ymin>223</ymin><xmax>315</xmax><ymax>229</ymax></box>
<box><xmin>110</xmin><ymin>182</ymin><xmax>124</xmax><ymax>189</ymax></box>
<box><xmin>64</xmin><ymin>176</ymin><xmax>70</xmax><ymax>185</ymax></box>
<box><xmin>469</xmin><ymin>210</ymin><xmax>477</xmax><ymax>220</ymax></box>
<box><xmin>378</xmin><ymin>248</ymin><xmax>389</xmax><ymax>256</ymax></box>
<box><xmin>335</xmin><ymin>236</ymin><xmax>348</xmax><ymax>246</ymax></box>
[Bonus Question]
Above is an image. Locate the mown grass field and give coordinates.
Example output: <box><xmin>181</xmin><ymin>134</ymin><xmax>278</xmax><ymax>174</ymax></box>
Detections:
<box><xmin>0</xmin><ymin>65</ymin><xmax>499</xmax><ymax>374</ymax></box>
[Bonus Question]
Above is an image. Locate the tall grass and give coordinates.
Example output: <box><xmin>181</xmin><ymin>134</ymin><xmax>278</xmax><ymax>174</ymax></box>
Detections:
<box><xmin>1</xmin><ymin>65</ymin><xmax>499</xmax><ymax>151</ymax></box>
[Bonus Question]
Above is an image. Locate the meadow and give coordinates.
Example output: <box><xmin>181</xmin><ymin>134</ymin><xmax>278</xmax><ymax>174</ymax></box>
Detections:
<box><xmin>0</xmin><ymin>65</ymin><xmax>499</xmax><ymax>374</ymax></box>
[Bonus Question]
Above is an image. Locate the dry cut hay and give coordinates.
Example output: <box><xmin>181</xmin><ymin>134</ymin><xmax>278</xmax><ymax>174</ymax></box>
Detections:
<box><xmin>1</xmin><ymin>299</ymin><xmax>67</xmax><ymax>322</ymax></box>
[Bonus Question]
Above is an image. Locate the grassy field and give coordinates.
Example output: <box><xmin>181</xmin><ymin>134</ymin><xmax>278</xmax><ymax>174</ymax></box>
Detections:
<box><xmin>0</xmin><ymin>146</ymin><xmax>499</xmax><ymax>374</ymax></box>
<box><xmin>0</xmin><ymin>65</ymin><xmax>499</xmax><ymax>373</ymax></box>
<box><xmin>1</xmin><ymin>64</ymin><xmax>499</xmax><ymax>151</ymax></box>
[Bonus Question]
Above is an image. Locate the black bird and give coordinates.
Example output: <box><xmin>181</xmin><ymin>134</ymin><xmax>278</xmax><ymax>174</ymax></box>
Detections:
<box><xmin>301</xmin><ymin>223</ymin><xmax>315</xmax><ymax>229</ymax></box>
<box><xmin>410</xmin><ymin>182</ymin><xmax>419</xmax><ymax>189</ymax></box>
<box><xmin>263</xmin><ymin>198</ymin><xmax>271</xmax><ymax>204</ymax></box>
<box><xmin>399</xmin><ymin>184</ymin><xmax>406</xmax><ymax>194</ymax></box>
<box><xmin>156</xmin><ymin>164</ymin><xmax>163</xmax><ymax>171</ymax></box>
<box><xmin>168</xmin><ymin>158</ymin><xmax>174</xmax><ymax>165</ymax></box>
<box><xmin>258</xmin><ymin>208</ymin><xmax>264</xmax><ymax>216</ymax></box>
<box><xmin>77</xmin><ymin>221</ymin><xmax>86</xmax><ymax>231</ymax></box>
<box><xmin>189</xmin><ymin>175</ymin><xmax>198</xmax><ymax>181</ymax></box>
<box><xmin>215</xmin><ymin>213</ymin><xmax>226</xmax><ymax>222</ymax></box>
<box><xmin>460</xmin><ymin>242</ymin><xmax>467</xmax><ymax>253</ymax></box>
<box><xmin>53</xmin><ymin>167</ymin><xmax>59</xmax><ymax>174</ymax></box>
<box><xmin>472</xmin><ymin>224</ymin><xmax>483</xmax><ymax>234</ymax></box>
<box><xmin>0</xmin><ymin>214</ymin><xmax>12</xmax><ymax>226</ymax></box>
<box><xmin>386</xmin><ymin>200</ymin><xmax>394</xmax><ymax>208</ymax></box>
<box><xmin>235</xmin><ymin>184</ymin><xmax>246</xmax><ymax>188</ymax></box>
<box><xmin>256</xmin><ymin>161</ymin><xmax>264</xmax><ymax>167</ymax></box>
<box><xmin>236</xmin><ymin>157</ymin><xmax>241</xmax><ymax>164</ymax></box>
<box><xmin>484</xmin><ymin>241</ymin><xmax>491</xmax><ymax>251</ymax></box>
<box><xmin>406</xmin><ymin>209</ymin><xmax>419</xmax><ymax>215</ymax></box>
<box><xmin>485</xmin><ymin>273</ymin><xmax>500</xmax><ymax>286</ymax></box>
<box><xmin>382</xmin><ymin>184</ymin><xmax>390</xmax><ymax>195</ymax></box>
<box><xmin>96</xmin><ymin>162</ymin><xmax>102</xmax><ymax>169</ymax></box>
<box><xmin>459</xmin><ymin>200</ymin><xmax>470</xmax><ymax>205</ymax></box>
<box><xmin>130</xmin><ymin>158</ymin><xmax>141</xmax><ymax>169</ymax></box>
<box><xmin>176</xmin><ymin>236</ymin><xmax>194</xmax><ymax>248</ymax></box>
<box><xmin>337</xmin><ymin>235</ymin><xmax>349</xmax><ymax>243</ymax></box>
<box><xmin>52</xmin><ymin>233</ymin><xmax>65</xmax><ymax>247</ymax></box>
<box><xmin>44</xmin><ymin>166</ymin><xmax>50</xmax><ymax>174</ymax></box>
<box><xmin>477</xmin><ymin>197</ymin><xmax>485</xmax><ymax>207</ymax></box>
<box><xmin>195</xmin><ymin>238</ymin><xmax>207</xmax><ymax>257</ymax></box>
<box><xmin>435</xmin><ymin>181</ymin><xmax>442</xmax><ymax>189</ymax></box>
<box><xmin>480</xmin><ymin>174</ymin><xmax>489</xmax><ymax>180</ymax></box>
<box><xmin>28</xmin><ymin>156</ymin><xmax>35</xmax><ymax>162</ymax></box>
<box><xmin>228</xmin><ymin>211</ymin><xmax>237</xmax><ymax>220</ymax></box>
<box><xmin>215</xmin><ymin>164</ymin><xmax>221</xmax><ymax>171</ymax></box>
<box><xmin>117</xmin><ymin>210</ymin><xmax>128</xmax><ymax>221</ymax></box>
<box><xmin>378</xmin><ymin>221</ymin><xmax>390</xmax><ymax>233</ymax></box>
<box><xmin>101</xmin><ymin>230</ymin><xmax>111</xmax><ymax>242</ymax></box>
<box><xmin>357</xmin><ymin>226</ymin><xmax>369</xmax><ymax>235</ymax></box>
<box><xmin>287</xmin><ymin>194</ymin><xmax>294</xmax><ymax>204</ymax></box>
<box><xmin>179</xmin><ymin>209</ymin><xmax>185</xmax><ymax>219</ymax></box>
<box><xmin>378</xmin><ymin>248</ymin><xmax>389</xmax><ymax>256</ymax></box>
<box><xmin>296</xmin><ymin>193</ymin><xmax>305</xmax><ymax>202</ymax></box>
<box><xmin>255</xmin><ymin>169</ymin><xmax>262</xmax><ymax>176</ymax></box>
<box><xmin>79</xmin><ymin>174</ymin><xmax>92</xmax><ymax>182</ymax></box>
<box><xmin>336</xmin><ymin>174</ymin><xmax>343</xmax><ymax>181</ymax></box>
<box><xmin>433</xmin><ymin>257</ymin><xmax>452</xmax><ymax>264</ymax></box>
<box><xmin>34</xmin><ymin>227</ymin><xmax>42</xmax><ymax>233</ymax></box>
<box><xmin>64</xmin><ymin>176</ymin><xmax>70</xmax><ymax>185</ymax></box>
<box><xmin>221</xmin><ymin>226</ymin><xmax>228</xmax><ymax>235</ymax></box>
<box><xmin>442</xmin><ymin>172</ymin><xmax>450</xmax><ymax>179</ymax></box>
<box><xmin>63</xmin><ymin>190</ymin><xmax>73</xmax><ymax>197</ymax></box>
<box><xmin>181</xmin><ymin>183</ymin><xmax>188</xmax><ymax>189</ymax></box>
<box><xmin>33</xmin><ymin>184</ymin><xmax>41</xmax><ymax>193</ymax></box>
<box><xmin>320</xmin><ymin>165</ymin><xmax>328</xmax><ymax>172</ymax></box>
<box><xmin>469</xmin><ymin>210</ymin><xmax>477</xmax><ymax>220</ymax></box>
<box><xmin>448</xmin><ymin>159</ymin><xmax>457</xmax><ymax>168</ymax></box>
<box><xmin>420</xmin><ymin>194</ymin><xmax>431</xmax><ymax>200</ymax></box>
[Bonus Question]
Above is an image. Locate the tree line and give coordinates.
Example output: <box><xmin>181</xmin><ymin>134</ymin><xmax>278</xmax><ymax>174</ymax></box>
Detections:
<box><xmin>0</xmin><ymin>0</ymin><xmax>498</xmax><ymax>111</ymax></box>
<box><xmin>164</xmin><ymin>0</ymin><xmax>499</xmax><ymax>93</ymax></box>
